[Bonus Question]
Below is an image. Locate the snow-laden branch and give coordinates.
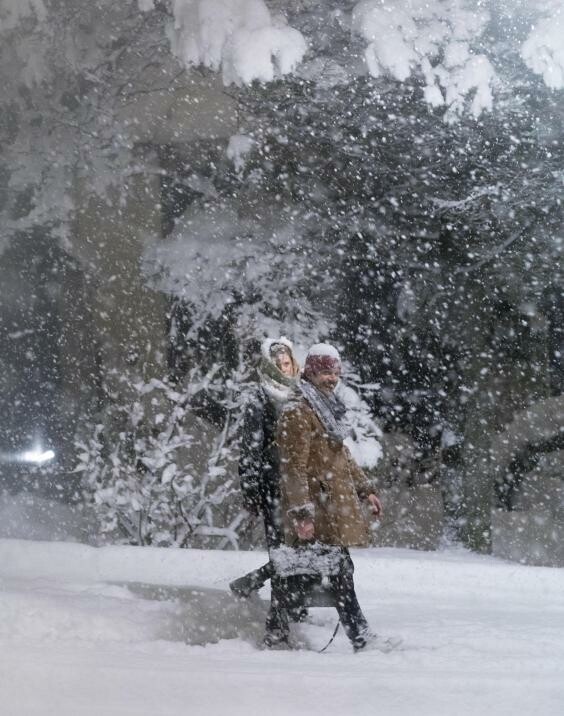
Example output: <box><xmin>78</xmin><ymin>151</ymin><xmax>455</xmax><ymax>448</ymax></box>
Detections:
<box><xmin>165</xmin><ymin>0</ymin><xmax>307</xmax><ymax>85</ymax></box>
<box><xmin>350</xmin><ymin>0</ymin><xmax>564</xmax><ymax>117</ymax></box>
<box><xmin>352</xmin><ymin>0</ymin><xmax>495</xmax><ymax>119</ymax></box>
<box><xmin>429</xmin><ymin>185</ymin><xmax>501</xmax><ymax>210</ymax></box>
<box><xmin>521</xmin><ymin>4</ymin><xmax>564</xmax><ymax>89</ymax></box>
<box><xmin>5</xmin><ymin>0</ymin><xmax>563</xmax><ymax>119</ymax></box>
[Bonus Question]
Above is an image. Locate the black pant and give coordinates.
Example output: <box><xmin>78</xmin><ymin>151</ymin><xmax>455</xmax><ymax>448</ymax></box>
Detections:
<box><xmin>264</xmin><ymin>573</ymin><xmax>290</xmax><ymax>637</ymax></box>
<box><xmin>261</xmin><ymin>494</ymin><xmax>291</xmax><ymax>637</ymax></box>
<box><xmin>331</xmin><ymin>551</ymin><xmax>369</xmax><ymax>645</ymax></box>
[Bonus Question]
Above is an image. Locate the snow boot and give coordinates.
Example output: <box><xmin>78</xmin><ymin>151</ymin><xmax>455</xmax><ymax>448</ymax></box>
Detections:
<box><xmin>229</xmin><ymin>563</ymin><xmax>272</xmax><ymax>598</ymax></box>
<box><xmin>353</xmin><ymin>632</ymin><xmax>402</xmax><ymax>653</ymax></box>
<box><xmin>288</xmin><ymin>606</ymin><xmax>309</xmax><ymax>623</ymax></box>
<box><xmin>263</xmin><ymin>629</ymin><xmax>291</xmax><ymax>650</ymax></box>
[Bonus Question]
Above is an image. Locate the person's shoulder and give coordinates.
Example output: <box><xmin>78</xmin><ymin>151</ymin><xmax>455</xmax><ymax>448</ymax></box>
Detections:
<box><xmin>242</xmin><ymin>385</ymin><xmax>268</xmax><ymax>414</ymax></box>
<box><xmin>244</xmin><ymin>384</ymin><xmax>267</xmax><ymax>402</ymax></box>
<box><xmin>280</xmin><ymin>396</ymin><xmax>314</xmax><ymax>422</ymax></box>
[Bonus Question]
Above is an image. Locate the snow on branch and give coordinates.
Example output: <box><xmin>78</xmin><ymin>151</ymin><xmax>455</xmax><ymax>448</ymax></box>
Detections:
<box><xmin>352</xmin><ymin>0</ymin><xmax>495</xmax><ymax>119</ymax></box>
<box><xmin>159</xmin><ymin>0</ymin><xmax>563</xmax><ymax>114</ymax></box>
<box><xmin>521</xmin><ymin>6</ymin><xmax>564</xmax><ymax>90</ymax></box>
<box><xmin>166</xmin><ymin>0</ymin><xmax>307</xmax><ymax>85</ymax></box>
<box><xmin>429</xmin><ymin>185</ymin><xmax>500</xmax><ymax>210</ymax></box>
<box><xmin>226</xmin><ymin>134</ymin><xmax>255</xmax><ymax>173</ymax></box>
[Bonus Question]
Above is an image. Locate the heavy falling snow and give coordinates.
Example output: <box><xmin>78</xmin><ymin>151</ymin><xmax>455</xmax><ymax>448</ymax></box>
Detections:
<box><xmin>1</xmin><ymin>1</ymin><xmax>564</xmax><ymax>714</ymax></box>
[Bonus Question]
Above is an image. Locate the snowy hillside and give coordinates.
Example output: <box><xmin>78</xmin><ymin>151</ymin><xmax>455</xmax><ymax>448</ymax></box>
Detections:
<box><xmin>1</xmin><ymin>538</ymin><xmax>563</xmax><ymax>716</ymax></box>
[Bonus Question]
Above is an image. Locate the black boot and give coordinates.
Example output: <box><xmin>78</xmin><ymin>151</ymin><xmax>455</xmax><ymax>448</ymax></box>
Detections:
<box><xmin>230</xmin><ymin>562</ymin><xmax>273</xmax><ymax>598</ymax></box>
<box><xmin>263</xmin><ymin>630</ymin><xmax>290</xmax><ymax>649</ymax></box>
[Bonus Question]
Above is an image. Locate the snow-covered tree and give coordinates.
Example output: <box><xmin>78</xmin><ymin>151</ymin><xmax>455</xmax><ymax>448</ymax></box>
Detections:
<box><xmin>2</xmin><ymin>0</ymin><xmax>563</xmax><ymax>554</ymax></box>
<box><xmin>0</xmin><ymin>0</ymin><xmax>307</xmax><ymax>245</ymax></box>
<box><xmin>76</xmin><ymin>370</ymin><xmax>253</xmax><ymax>548</ymax></box>
<box><xmin>2</xmin><ymin>0</ymin><xmax>563</xmax><ymax>243</ymax></box>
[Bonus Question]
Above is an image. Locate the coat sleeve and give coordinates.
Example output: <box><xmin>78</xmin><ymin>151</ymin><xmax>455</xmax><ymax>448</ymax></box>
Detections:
<box><xmin>238</xmin><ymin>396</ymin><xmax>265</xmax><ymax>511</ymax></box>
<box><xmin>277</xmin><ymin>404</ymin><xmax>315</xmax><ymax>521</ymax></box>
<box><xmin>344</xmin><ymin>445</ymin><xmax>373</xmax><ymax>499</ymax></box>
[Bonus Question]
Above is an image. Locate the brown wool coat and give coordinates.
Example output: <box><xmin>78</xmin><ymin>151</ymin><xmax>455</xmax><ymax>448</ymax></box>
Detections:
<box><xmin>277</xmin><ymin>399</ymin><xmax>373</xmax><ymax>547</ymax></box>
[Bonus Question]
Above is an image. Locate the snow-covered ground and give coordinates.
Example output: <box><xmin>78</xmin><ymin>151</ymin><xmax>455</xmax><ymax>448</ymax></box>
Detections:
<box><xmin>1</xmin><ymin>535</ymin><xmax>563</xmax><ymax>716</ymax></box>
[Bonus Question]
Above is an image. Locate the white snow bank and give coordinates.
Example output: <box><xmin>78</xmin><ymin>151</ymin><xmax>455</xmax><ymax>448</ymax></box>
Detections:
<box><xmin>0</xmin><ymin>493</ymin><xmax>95</xmax><ymax>543</ymax></box>
<box><xmin>0</xmin><ymin>538</ymin><xmax>253</xmax><ymax>587</ymax></box>
<box><xmin>1</xmin><ymin>538</ymin><xmax>563</xmax><ymax>716</ymax></box>
<box><xmin>0</xmin><ymin>578</ymin><xmax>171</xmax><ymax>643</ymax></box>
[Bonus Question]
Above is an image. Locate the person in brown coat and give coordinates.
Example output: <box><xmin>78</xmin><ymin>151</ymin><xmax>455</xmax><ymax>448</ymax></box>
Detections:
<box><xmin>277</xmin><ymin>342</ymin><xmax>383</xmax><ymax>651</ymax></box>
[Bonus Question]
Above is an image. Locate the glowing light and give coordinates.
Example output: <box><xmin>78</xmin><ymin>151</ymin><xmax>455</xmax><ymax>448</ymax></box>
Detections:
<box><xmin>20</xmin><ymin>448</ymin><xmax>55</xmax><ymax>464</ymax></box>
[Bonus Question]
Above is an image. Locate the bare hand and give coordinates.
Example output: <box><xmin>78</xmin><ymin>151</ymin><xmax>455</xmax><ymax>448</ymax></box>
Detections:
<box><xmin>367</xmin><ymin>493</ymin><xmax>382</xmax><ymax>517</ymax></box>
<box><xmin>296</xmin><ymin>519</ymin><xmax>315</xmax><ymax>541</ymax></box>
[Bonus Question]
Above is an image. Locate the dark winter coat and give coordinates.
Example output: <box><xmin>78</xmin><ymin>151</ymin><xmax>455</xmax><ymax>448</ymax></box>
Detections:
<box><xmin>239</xmin><ymin>386</ymin><xmax>284</xmax><ymax>545</ymax></box>
<box><xmin>277</xmin><ymin>398</ymin><xmax>373</xmax><ymax>547</ymax></box>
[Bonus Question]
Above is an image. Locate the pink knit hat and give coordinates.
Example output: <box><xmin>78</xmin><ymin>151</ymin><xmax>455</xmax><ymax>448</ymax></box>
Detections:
<box><xmin>303</xmin><ymin>343</ymin><xmax>341</xmax><ymax>377</ymax></box>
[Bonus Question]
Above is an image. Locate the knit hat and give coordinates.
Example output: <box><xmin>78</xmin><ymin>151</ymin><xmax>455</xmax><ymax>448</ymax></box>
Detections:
<box><xmin>303</xmin><ymin>343</ymin><xmax>341</xmax><ymax>378</ymax></box>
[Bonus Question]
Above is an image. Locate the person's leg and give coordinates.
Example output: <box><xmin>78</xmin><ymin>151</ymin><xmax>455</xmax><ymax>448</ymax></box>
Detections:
<box><xmin>230</xmin><ymin>493</ymin><xmax>279</xmax><ymax>599</ymax></box>
<box><xmin>263</xmin><ymin>574</ymin><xmax>290</xmax><ymax>647</ymax></box>
<box><xmin>262</xmin><ymin>490</ymin><xmax>298</xmax><ymax>637</ymax></box>
<box><xmin>332</xmin><ymin>550</ymin><xmax>370</xmax><ymax>649</ymax></box>
<box><xmin>229</xmin><ymin>561</ymin><xmax>273</xmax><ymax>598</ymax></box>
<box><xmin>264</xmin><ymin>490</ymin><xmax>308</xmax><ymax>622</ymax></box>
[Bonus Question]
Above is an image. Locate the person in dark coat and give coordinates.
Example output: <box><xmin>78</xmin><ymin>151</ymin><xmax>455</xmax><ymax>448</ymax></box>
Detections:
<box><xmin>229</xmin><ymin>337</ymin><xmax>301</xmax><ymax>645</ymax></box>
<box><xmin>277</xmin><ymin>342</ymin><xmax>386</xmax><ymax>652</ymax></box>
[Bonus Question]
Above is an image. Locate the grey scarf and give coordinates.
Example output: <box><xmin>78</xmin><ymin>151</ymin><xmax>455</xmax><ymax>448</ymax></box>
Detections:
<box><xmin>299</xmin><ymin>379</ymin><xmax>351</xmax><ymax>444</ymax></box>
